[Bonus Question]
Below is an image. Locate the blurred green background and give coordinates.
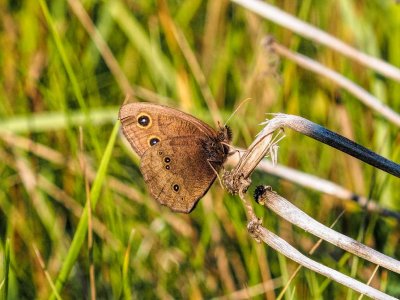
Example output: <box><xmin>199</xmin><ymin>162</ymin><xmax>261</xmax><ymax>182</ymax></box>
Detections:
<box><xmin>1</xmin><ymin>0</ymin><xmax>399</xmax><ymax>299</ymax></box>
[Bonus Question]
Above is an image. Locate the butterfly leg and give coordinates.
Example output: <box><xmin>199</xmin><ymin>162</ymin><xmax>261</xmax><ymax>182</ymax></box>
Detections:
<box><xmin>206</xmin><ymin>159</ymin><xmax>224</xmax><ymax>189</ymax></box>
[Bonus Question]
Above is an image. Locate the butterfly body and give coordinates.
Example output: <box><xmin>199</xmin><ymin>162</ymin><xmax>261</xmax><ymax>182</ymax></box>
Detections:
<box><xmin>119</xmin><ymin>103</ymin><xmax>231</xmax><ymax>213</ymax></box>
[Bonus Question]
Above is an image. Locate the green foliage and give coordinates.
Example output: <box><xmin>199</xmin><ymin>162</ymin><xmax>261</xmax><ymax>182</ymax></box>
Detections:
<box><xmin>0</xmin><ymin>0</ymin><xmax>399</xmax><ymax>299</ymax></box>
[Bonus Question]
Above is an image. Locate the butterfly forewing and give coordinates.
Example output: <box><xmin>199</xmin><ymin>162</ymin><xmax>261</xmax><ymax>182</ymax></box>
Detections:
<box><xmin>119</xmin><ymin>103</ymin><xmax>216</xmax><ymax>156</ymax></box>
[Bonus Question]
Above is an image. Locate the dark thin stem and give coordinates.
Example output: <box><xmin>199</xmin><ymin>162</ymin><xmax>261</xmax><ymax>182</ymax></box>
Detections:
<box><xmin>284</xmin><ymin>115</ymin><xmax>400</xmax><ymax>178</ymax></box>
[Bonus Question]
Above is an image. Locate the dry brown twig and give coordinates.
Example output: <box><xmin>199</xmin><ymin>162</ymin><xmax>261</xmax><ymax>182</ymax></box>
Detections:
<box><xmin>223</xmin><ymin>114</ymin><xmax>400</xmax><ymax>300</ymax></box>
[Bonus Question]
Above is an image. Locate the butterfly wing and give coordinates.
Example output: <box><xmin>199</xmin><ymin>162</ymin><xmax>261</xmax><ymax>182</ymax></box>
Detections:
<box><xmin>140</xmin><ymin>136</ymin><xmax>219</xmax><ymax>213</ymax></box>
<box><xmin>119</xmin><ymin>103</ymin><xmax>216</xmax><ymax>156</ymax></box>
<box><xmin>119</xmin><ymin>102</ymin><xmax>229</xmax><ymax>213</ymax></box>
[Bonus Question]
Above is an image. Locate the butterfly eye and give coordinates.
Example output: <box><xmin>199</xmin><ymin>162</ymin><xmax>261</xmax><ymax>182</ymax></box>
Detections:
<box><xmin>137</xmin><ymin>113</ymin><xmax>151</xmax><ymax>128</ymax></box>
<box><xmin>164</xmin><ymin>157</ymin><xmax>171</xmax><ymax>163</ymax></box>
<box><xmin>149</xmin><ymin>137</ymin><xmax>160</xmax><ymax>146</ymax></box>
<box><xmin>172</xmin><ymin>184</ymin><xmax>180</xmax><ymax>192</ymax></box>
<box><xmin>165</xmin><ymin>165</ymin><xmax>170</xmax><ymax>170</ymax></box>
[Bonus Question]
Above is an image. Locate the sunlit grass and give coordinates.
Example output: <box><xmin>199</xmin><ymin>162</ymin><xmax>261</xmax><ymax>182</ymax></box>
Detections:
<box><xmin>0</xmin><ymin>0</ymin><xmax>399</xmax><ymax>299</ymax></box>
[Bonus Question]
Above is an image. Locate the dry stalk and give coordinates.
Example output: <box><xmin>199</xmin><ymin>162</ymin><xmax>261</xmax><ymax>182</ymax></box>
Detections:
<box><xmin>264</xmin><ymin>37</ymin><xmax>400</xmax><ymax>127</ymax></box>
<box><xmin>254</xmin><ymin>186</ymin><xmax>400</xmax><ymax>274</ymax></box>
<box><xmin>223</xmin><ymin>114</ymin><xmax>400</xmax><ymax>299</ymax></box>
<box><xmin>231</xmin><ymin>0</ymin><xmax>400</xmax><ymax>82</ymax></box>
<box><xmin>246</xmin><ymin>213</ymin><xmax>396</xmax><ymax>300</ymax></box>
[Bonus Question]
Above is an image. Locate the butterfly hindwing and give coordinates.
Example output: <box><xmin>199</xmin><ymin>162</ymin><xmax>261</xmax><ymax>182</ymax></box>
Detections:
<box><xmin>140</xmin><ymin>137</ymin><xmax>217</xmax><ymax>213</ymax></box>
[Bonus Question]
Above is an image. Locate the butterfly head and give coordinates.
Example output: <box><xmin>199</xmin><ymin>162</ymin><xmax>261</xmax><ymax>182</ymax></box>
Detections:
<box><xmin>217</xmin><ymin>125</ymin><xmax>232</xmax><ymax>143</ymax></box>
<box><xmin>201</xmin><ymin>125</ymin><xmax>232</xmax><ymax>166</ymax></box>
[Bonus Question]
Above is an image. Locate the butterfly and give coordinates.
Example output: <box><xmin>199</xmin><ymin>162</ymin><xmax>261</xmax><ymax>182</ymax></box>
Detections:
<box><xmin>119</xmin><ymin>102</ymin><xmax>232</xmax><ymax>213</ymax></box>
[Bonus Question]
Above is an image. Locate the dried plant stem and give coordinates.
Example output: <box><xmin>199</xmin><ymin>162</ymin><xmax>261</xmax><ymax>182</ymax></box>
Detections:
<box><xmin>33</xmin><ymin>244</ymin><xmax>62</xmax><ymax>300</ymax></box>
<box><xmin>171</xmin><ymin>26</ymin><xmax>222</xmax><ymax>125</ymax></box>
<box><xmin>0</xmin><ymin>130</ymin><xmax>194</xmax><ymax>238</ymax></box>
<box><xmin>223</xmin><ymin>111</ymin><xmax>400</xmax><ymax>299</ymax></box>
<box><xmin>259</xmin><ymin>114</ymin><xmax>399</xmax><ymax>178</ymax></box>
<box><xmin>248</xmin><ymin>221</ymin><xmax>396</xmax><ymax>300</ymax></box>
<box><xmin>258</xmin><ymin>188</ymin><xmax>400</xmax><ymax>274</ymax></box>
<box><xmin>359</xmin><ymin>265</ymin><xmax>381</xmax><ymax>300</ymax></box>
<box><xmin>224</xmin><ymin>114</ymin><xmax>400</xmax><ymax>198</ymax></box>
<box><xmin>67</xmin><ymin>0</ymin><xmax>133</xmax><ymax>95</ymax></box>
<box><xmin>268</xmin><ymin>40</ymin><xmax>400</xmax><ymax>127</ymax></box>
<box><xmin>213</xmin><ymin>278</ymin><xmax>282</xmax><ymax>300</ymax></box>
<box><xmin>269</xmin><ymin>114</ymin><xmax>400</xmax><ymax>177</ymax></box>
<box><xmin>68</xmin><ymin>0</ymin><xmax>174</xmax><ymax>105</ymax></box>
<box><xmin>226</xmin><ymin>150</ymin><xmax>400</xmax><ymax>220</ymax></box>
<box><xmin>231</xmin><ymin>0</ymin><xmax>400</xmax><ymax>82</ymax></box>
<box><xmin>255</xmin><ymin>159</ymin><xmax>400</xmax><ymax>221</ymax></box>
<box><xmin>275</xmin><ymin>211</ymin><xmax>345</xmax><ymax>300</ymax></box>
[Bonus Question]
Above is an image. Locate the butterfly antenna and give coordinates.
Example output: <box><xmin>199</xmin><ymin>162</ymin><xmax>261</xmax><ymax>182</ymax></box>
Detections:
<box><xmin>122</xmin><ymin>93</ymin><xmax>132</xmax><ymax>105</ymax></box>
<box><xmin>224</xmin><ymin>98</ymin><xmax>252</xmax><ymax>127</ymax></box>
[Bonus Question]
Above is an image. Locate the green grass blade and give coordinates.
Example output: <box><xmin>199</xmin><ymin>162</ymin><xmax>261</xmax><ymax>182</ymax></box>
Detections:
<box><xmin>51</xmin><ymin>121</ymin><xmax>120</xmax><ymax>298</ymax></box>
<box><xmin>109</xmin><ymin>1</ymin><xmax>175</xmax><ymax>90</ymax></box>
<box><xmin>2</xmin><ymin>239</ymin><xmax>10</xmax><ymax>300</ymax></box>
<box><xmin>39</xmin><ymin>0</ymin><xmax>103</xmax><ymax>158</ymax></box>
<box><xmin>39</xmin><ymin>0</ymin><xmax>87</xmax><ymax>112</ymax></box>
<box><xmin>122</xmin><ymin>229</ymin><xmax>135</xmax><ymax>299</ymax></box>
<box><xmin>0</xmin><ymin>107</ymin><xmax>118</xmax><ymax>134</ymax></box>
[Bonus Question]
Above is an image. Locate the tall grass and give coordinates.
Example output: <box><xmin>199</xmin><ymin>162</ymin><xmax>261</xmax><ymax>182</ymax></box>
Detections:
<box><xmin>0</xmin><ymin>0</ymin><xmax>399</xmax><ymax>299</ymax></box>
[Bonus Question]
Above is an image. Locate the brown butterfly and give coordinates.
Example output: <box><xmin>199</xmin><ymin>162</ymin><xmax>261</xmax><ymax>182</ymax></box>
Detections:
<box><xmin>119</xmin><ymin>102</ymin><xmax>232</xmax><ymax>213</ymax></box>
